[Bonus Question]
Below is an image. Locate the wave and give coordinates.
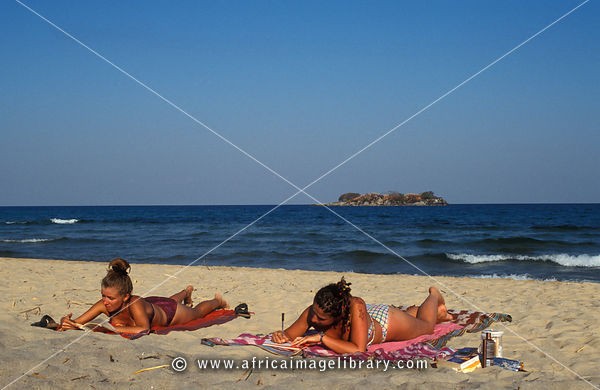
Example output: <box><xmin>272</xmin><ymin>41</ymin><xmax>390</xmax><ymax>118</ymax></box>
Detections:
<box><xmin>471</xmin><ymin>237</ymin><xmax>582</xmax><ymax>247</ymax></box>
<box><xmin>0</xmin><ymin>250</ymin><xmax>19</xmax><ymax>256</ymax></box>
<box><xmin>468</xmin><ymin>273</ymin><xmax>557</xmax><ymax>282</ymax></box>
<box><xmin>0</xmin><ymin>237</ymin><xmax>101</xmax><ymax>244</ymax></box>
<box><xmin>50</xmin><ymin>218</ymin><xmax>79</xmax><ymax>224</ymax></box>
<box><xmin>5</xmin><ymin>219</ymin><xmax>82</xmax><ymax>225</ymax></box>
<box><xmin>531</xmin><ymin>224</ymin><xmax>599</xmax><ymax>231</ymax></box>
<box><xmin>1</xmin><ymin>238</ymin><xmax>59</xmax><ymax>243</ymax></box>
<box><xmin>447</xmin><ymin>253</ymin><xmax>600</xmax><ymax>267</ymax></box>
<box><xmin>4</xmin><ymin>218</ymin><xmax>92</xmax><ymax>225</ymax></box>
<box><xmin>415</xmin><ymin>238</ymin><xmax>454</xmax><ymax>246</ymax></box>
<box><xmin>331</xmin><ymin>250</ymin><xmax>388</xmax><ymax>259</ymax></box>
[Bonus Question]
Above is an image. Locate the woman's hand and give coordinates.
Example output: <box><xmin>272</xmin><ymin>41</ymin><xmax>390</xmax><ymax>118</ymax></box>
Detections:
<box><xmin>290</xmin><ymin>333</ymin><xmax>321</xmax><ymax>347</ymax></box>
<box><xmin>58</xmin><ymin>313</ymin><xmax>79</xmax><ymax>331</ymax></box>
<box><xmin>270</xmin><ymin>330</ymin><xmax>290</xmax><ymax>344</ymax></box>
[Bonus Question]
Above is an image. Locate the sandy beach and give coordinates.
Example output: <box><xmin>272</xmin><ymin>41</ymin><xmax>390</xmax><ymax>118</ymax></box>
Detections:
<box><xmin>1</xmin><ymin>257</ymin><xmax>598</xmax><ymax>389</ymax></box>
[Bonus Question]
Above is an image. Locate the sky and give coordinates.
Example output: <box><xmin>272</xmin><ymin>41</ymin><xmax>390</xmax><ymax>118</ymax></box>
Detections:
<box><xmin>1</xmin><ymin>0</ymin><xmax>598</xmax><ymax>206</ymax></box>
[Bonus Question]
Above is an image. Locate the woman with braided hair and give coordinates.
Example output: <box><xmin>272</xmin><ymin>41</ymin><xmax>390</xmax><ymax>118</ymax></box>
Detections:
<box><xmin>58</xmin><ymin>258</ymin><xmax>228</xmax><ymax>334</ymax></box>
<box><xmin>271</xmin><ymin>278</ymin><xmax>452</xmax><ymax>353</ymax></box>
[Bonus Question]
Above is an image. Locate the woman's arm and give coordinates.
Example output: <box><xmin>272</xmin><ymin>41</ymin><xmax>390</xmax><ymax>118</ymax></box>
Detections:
<box><xmin>107</xmin><ymin>297</ymin><xmax>152</xmax><ymax>334</ymax></box>
<box><xmin>59</xmin><ymin>300</ymin><xmax>106</xmax><ymax>331</ymax></box>
<box><xmin>347</xmin><ymin>297</ymin><xmax>370</xmax><ymax>352</ymax></box>
<box><xmin>291</xmin><ymin>298</ymin><xmax>370</xmax><ymax>353</ymax></box>
<box><xmin>271</xmin><ymin>306</ymin><xmax>311</xmax><ymax>343</ymax></box>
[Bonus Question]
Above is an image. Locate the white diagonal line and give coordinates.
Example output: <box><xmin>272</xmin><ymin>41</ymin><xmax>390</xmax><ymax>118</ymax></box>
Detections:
<box><xmin>306</xmin><ymin>201</ymin><xmax>599</xmax><ymax>389</ymax></box>
<box><xmin>8</xmin><ymin>0</ymin><xmax>595</xmax><ymax>389</ymax></box>
<box><xmin>298</xmin><ymin>0</ymin><xmax>591</xmax><ymax>192</ymax></box>
<box><xmin>12</xmin><ymin>0</ymin><xmax>306</xmax><ymax>197</ymax></box>
<box><xmin>14</xmin><ymin>0</ymin><xmax>590</xmax><ymax>213</ymax></box>
<box><xmin>1</xmin><ymin>193</ymin><xmax>292</xmax><ymax>390</ymax></box>
<box><xmin>1</xmin><ymin>330</ymin><xmax>101</xmax><ymax>389</ymax></box>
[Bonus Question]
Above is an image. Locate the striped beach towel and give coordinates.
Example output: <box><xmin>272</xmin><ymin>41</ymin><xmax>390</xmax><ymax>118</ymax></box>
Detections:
<box><xmin>203</xmin><ymin>309</ymin><xmax>512</xmax><ymax>361</ymax></box>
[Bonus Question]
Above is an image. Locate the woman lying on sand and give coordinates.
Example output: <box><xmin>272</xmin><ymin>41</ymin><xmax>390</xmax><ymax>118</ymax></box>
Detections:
<box><xmin>59</xmin><ymin>258</ymin><xmax>228</xmax><ymax>334</ymax></box>
<box><xmin>271</xmin><ymin>277</ymin><xmax>452</xmax><ymax>353</ymax></box>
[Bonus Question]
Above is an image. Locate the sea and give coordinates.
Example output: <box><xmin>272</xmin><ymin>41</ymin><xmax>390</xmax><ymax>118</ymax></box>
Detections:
<box><xmin>1</xmin><ymin>204</ymin><xmax>599</xmax><ymax>283</ymax></box>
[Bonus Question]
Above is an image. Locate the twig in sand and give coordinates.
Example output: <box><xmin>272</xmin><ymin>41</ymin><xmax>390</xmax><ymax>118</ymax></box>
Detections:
<box><xmin>70</xmin><ymin>374</ymin><xmax>90</xmax><ymax>381</ymax></box>
<box><xmin>575</xmin><ymin>345</ymin><xmax>586</xmax><ymax>353</ymax></box>
<box><xmin>60</xmin><ymin>288</ymin><xmax>97</xmax><ymax>293</ymax></box>
<box><xmin>238</xmin><ymin>367</ymin><xmax>253</xmax><ymax>382</ymax></box>
<box><xmin>20</xmin><ymin>306</ymin><xmax>41</xmax><ymax>319</ymax></box>
<box><xmin>138</xmin><ymin>354</ymin><xmax>161</xmax><ymax>360</ymax></box>
<box><xmin>133</xmin><ymin>365</ymin><xmax>169</xmax><ymax>374</ymax></box>
<box><xmin>19</xmin><ymin>306</ymin><xmax>41</xmax><ymax>314</ymax></box>
<box><xmin>66</xmin><ymin>299</ymin><xmax>94</xmax><ymax>308</ymax></box>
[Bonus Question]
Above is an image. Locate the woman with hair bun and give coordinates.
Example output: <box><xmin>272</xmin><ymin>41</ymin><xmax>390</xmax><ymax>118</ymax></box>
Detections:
<box><xmin>59</xmin><ymin>258</ymin><xmax>228</xmax><ymax>334</ymax></box>
<box><xmin>271</xmin><ymin>277</ymin><xmax>452</xmax><ymax>353</ymax></box>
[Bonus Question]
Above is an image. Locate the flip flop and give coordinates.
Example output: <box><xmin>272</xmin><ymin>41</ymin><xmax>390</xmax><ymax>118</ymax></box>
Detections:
<box><xmin>234</xmin><ymin>303</ymin><xmax>251</xmax><ymax>319</ymax></box>
<box><xmin>31</xmin><ymin>314</ymin><xmax>57</xmax><ymax>328</ymax></box>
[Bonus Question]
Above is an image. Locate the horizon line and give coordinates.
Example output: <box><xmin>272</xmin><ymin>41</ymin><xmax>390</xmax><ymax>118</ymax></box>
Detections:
<box><xmin>1</xmin><ymin>202</ymin><xmax>598</xmax><ymax>207</ymax></box>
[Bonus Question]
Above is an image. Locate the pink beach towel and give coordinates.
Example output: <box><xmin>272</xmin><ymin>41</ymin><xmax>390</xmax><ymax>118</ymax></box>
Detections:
<box><xmin>203</xmin><ymin>329</ymin><xmax>456</xmax><ymax>361</ymax></box>
<box><xmin>204</xmin><ymin>309</ymin><xmax>511</xmax><ymax>361</ymax></box>
<box><xmin>368</xmin><ymin>322</ymin><xmax>463</xmax><ymax>353</ymax></box>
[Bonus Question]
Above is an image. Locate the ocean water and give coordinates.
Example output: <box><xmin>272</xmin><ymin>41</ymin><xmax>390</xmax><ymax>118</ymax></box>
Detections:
<box><xmin>1</xmin><ymin>204</ymin><xmax>599</xmax><ymax>283</ymax></box>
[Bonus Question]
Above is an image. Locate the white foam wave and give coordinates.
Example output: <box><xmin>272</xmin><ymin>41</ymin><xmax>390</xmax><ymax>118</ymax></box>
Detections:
<box><xmin>50</xmin><ymin>218</ymin><xmax>79</xmax><ymax>224</ymax></box>
<box><xmin>2</xmin><ymin>238</ymin><xmax>54</xmax><ymax>243</ymax></box>
<box><xmin>469</xmin><ymin>273</ymin><xmax>557</xmax><ymax>282</ymax></box>
<box><xmin>447</xmin><ymin>253</ymin><xmax>600</xmax><ymax>267</ymax></box>
<box><xmin>5</xmin><ymin>221</ymin><xmax>26</xmax><ymax>225</ymax></box>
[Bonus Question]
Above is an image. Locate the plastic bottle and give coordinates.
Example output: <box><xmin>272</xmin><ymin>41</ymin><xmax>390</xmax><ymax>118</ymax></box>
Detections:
<box><xmin>484</xmin><ymin>332</ymin><xmax>496</xmax><ymax>367</ymax></box>
<box><xmin>482</xmin><ymin>334</ymin><xmax>488</xmax><ymax>368</ymax></box>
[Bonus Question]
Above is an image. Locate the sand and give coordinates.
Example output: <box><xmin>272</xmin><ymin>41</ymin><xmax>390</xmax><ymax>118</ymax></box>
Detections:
<box><xmin>0</xmin><ymin>257</ymin><xmax>598</xmax><ymax>389</ymax></box>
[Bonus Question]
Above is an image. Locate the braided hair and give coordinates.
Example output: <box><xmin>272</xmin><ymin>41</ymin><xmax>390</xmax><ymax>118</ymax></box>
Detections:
<box><xmin>101</xmin><ymin>258</ymin><xmax>133</xmax><ymax>297</ymax></box>
<box><xmin>314</xmin><ymin>277</ymin><xmax>352</xmax><ymax>334</ymax></box>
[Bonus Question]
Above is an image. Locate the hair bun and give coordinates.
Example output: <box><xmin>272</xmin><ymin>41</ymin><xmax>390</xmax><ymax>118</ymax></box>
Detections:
<box><xmin>108</xmin><ymin>258</ymin><xmax>131</xmax><ymax>275</ymax></box>
<box><xmin>336</xmin><ymin>277</ymin><xmax>351</xmax><ymax>295</ymax></box>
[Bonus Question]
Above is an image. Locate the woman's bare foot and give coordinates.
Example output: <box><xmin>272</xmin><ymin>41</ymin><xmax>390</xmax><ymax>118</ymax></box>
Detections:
<box><xmin>184</xmin><ymin>285</ymin><xmax>194</xmax><ymax>307</ymax></box>
<box><xmin>215</xmin><ymin>293</ymin><xmax>229</xmax><ymax>309</ymax></box>
<box><xmin>437</xmin><ymin>302</ymin><xmax>453</xmax><ymax>322</ymax></box>
<box><xmin>429</xmin><ymin>286</ymin><xmax>453</xmax><ymax>322</ymax></box>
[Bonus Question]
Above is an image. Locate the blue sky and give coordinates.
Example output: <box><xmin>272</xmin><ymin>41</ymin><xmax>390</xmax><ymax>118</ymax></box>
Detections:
<box><xmin>1</xmin><ymin>1</ymin><xmax>598</xmax><ymax>205</ymax></box>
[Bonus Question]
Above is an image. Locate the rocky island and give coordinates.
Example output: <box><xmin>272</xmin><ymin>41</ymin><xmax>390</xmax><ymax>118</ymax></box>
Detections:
<box><xmin>324</xmin><ymin>191</ymin><xmax>448</xmax><ymax>206</ymax></box>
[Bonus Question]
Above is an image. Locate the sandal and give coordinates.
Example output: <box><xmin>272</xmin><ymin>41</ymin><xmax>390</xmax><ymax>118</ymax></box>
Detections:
<box><xmin>31</xmin><ymin>314</ymin><xmax>58</xmax><ymax>329</ymax></box>
<box><xmin>234</xmin><ymin>303</ymin><xmax>251</xmax><ymax>319</ymax></box>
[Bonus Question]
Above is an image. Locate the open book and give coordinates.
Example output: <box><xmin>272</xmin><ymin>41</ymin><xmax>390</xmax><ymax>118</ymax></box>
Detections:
<box><xmin>435</xmin><ymin>347</ymin><xmax>481</xmax><ymax>373</ymax></box>
<box><xmin>259</xmin><ymin>342</ymin><xmax>303</xmax><ymax>356</ymax></box>
<box><xmin>75</xmin><ymin>321</ymin><xmax>117</xmax><ymax>332</ymax></box>
<box><xmin>436</xmin><ymin>354</ymin><xmax>481</xmax><ymax>373</ymax></box>
<box><xmin>261</xmin><ymin>342</ymin><xmax>302</xmax><ymax>352</ymax></box>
